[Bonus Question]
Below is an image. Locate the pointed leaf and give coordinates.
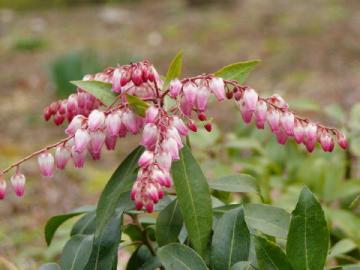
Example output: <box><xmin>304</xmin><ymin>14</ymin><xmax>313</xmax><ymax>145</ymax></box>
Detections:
<box><xmin>254</xmin><ymin>235</ymin><xmax>293</xmax><ymax>270</ymax></box>
<box><xmin>244</xmin><ymin>203</ymin><xmax>290</xmax><ymax>239</ymax></box>
<box><xmin>71</xmin><ymin>211</ymin><xmax>96</xmax><ymax>236</ymax></box>
<box><xmin>209</xmin><ymin>174</ymin><xmax>260</xmax><ymax>194</ymax></box>
<box><xmin>39</xmin><ymin>263</ymin><xmax>61</xmax><ymax>270</ymax></box>
<box><xmin>45</xmin><ymin>205</ymin><xmax>95</xmax><ymax>246</ymax></box>
<box><xmin>156</xmin><ymin>199</ymin><xmax>183</xmax><ymax>247</ymax></box>
<box><xmin>231</xmin><ymin>261</ymin><xmax>256</xmax><ymax>270</ymax></box>
<box><xmin>286</xmin><ymin>187</ymin><xmax>329</xmax><ymax>270</ymax></box>
<box><xmin>214</xmin><ymin>60</ymin><xmax>260</xmax><ymax>83</ymax></box>
<box><xmin>171</xmin><ymin>146</ymin><xmax>213</xmax><ymax>257</ymax></box>
<box><xmin>71</xmin><ymin>80</ymin><xmax>116</xmax><ymax>106</ymax></box>
<box><xmin>211</xmin><ymin>207</ymin><xmax>250</xmax><ymax>270</ymax></box>
<box><xmin>163</xmin><ymin>50</ymin><xmax>183</xmax><ymax>89</ymax></box>
<box><xmin>158</xmin><ymin>243</ymin><xmax>208</xmax><ymax>270</ymax></box>
<box><xmin>329</xmin><ymin>239</ymin><xmax>357</xmax><ymax>258</ymax></box>
<box><xmin>60</xmin><ymin>235</ymin><xmax>94</xmax><ymax>270</ymax></box>
<box><xmin>126</xmin><ymin>245</ymin><xmax>153</xmax><ymax>270</ymax></box>
<box><xmin>126</xmin><ymin>94</ymin><xmax>149</xmax><ymax>117</ymax></box>
<box><xmin>96</xmin><ymin>146</ymin><xmax>143</xmax><ymax>233</ymax></box>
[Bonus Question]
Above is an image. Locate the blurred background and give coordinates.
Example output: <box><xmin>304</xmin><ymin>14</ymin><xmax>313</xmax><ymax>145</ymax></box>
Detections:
<box><xmin>0</xmin><ymin>0</ymin><xmax>359</xmax><ymax>269</ymax></box>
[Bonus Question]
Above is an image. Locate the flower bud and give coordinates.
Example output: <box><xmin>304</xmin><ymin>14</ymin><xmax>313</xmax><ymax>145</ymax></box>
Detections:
<box><xmin>187</xmin><ymin>119</ymin><xmax>197</xmax><ymax>132</ymax></box>
<box><xmin>140</xmin><ymin>123</ymin><xmax>158</xmax><ymax>149</ymax></box>
<box><xmin>337</xmin><ymin>132</ymin><xmax>348</xmax><ymax>149</ymax></box>
<box><xmin>88</xmin><ymin>110</ymin><xmax>105</xmax><ymax>132</ymax></box>
<box><xmin>74</xmin><ymin>128</ymin><xmax>91</xmax><ymax>153</ymax></box>
<box><xmin>89</xmin><ymin>130</ymin><xmax>106</xmax><ymax>156</ymax></box>
<box><xmin>196</xmin><ymin>87</ymin><xmax>210</xmax><ymax>112</ymax></box>
<box><xmin>169</xmin><ymin>79</ymin><xmax>182</xmax><ymax>98</ymax></box>
<box><xmin>180</xmin><ymin>97</ymin><xmax>192</xmax><ymax>117</ymax></box>
<box><xmin>173</xmin><ymin>117</ymin><xmax>189</xmax><ymax>136</ymax></box>
<box><xmin>138</xmin><ymin>150</ymin><xmax>154</xmax><ymax>168</ymax></box>
<box><xmin>67</xmin><ymin>94</ymin><xmax>78</xmax><ymax>115</ymax></box>
<box><xmin>156</xmin><ymin>151</ymin><xmax>172</xmax><ymax>172</ymax></box>
<box><xmin>280</xmin><ymin>111</ymin><xmax>295</xmax><ymax>135</ymax></box>
<box><xmin>320</xmin><ymin>131</ymin><xmax>334</xmax><ymax>152</ymax></box>
<box><xmin>132</xmin><ymin>66</ymin><xmax>143</xmax><ymax>86</ymax></box>
<box><xmin>304</xmin><ymin>122</ymin><xmax>317</xmax><ymax>142</ymax></box>
<box><xmin>238</xmin><ymin>101</ymin><xmax>253</xmax><ymax>124</ymax></box>
<box><xmin>112</xmin><ymin>68</ymin><xmax>122</xmax><ymax>93</ymax></box>
<box><xmin>65</xmin><ymin>115</ymin><xmax>84</xmax><ymax>136</ymax></box>
<box><xmin>293</xmin><ymin>120</ymin><xmax>304</xmax><ymax>144</ymax></box>
<box><xmin>162</xmin><ymin>138</ymin><xmax>179</xmax><ymax>160</ymax></box>
<box><xmin>54</xmin><ymin>112</ymin><xmax>65</xmax><ymax>126</ymax></box>
<box><xmin>145</xmin><ymin>106</ymin><xmax>159</xmax><ymax>124</ymax></box>
<box><xmin>275</xmin><ymin>129</ymin><xmax>288</xmax><ymax>144</ymax></box>
<box><xmin>204</xmin><ymin>123</ymin><xmax>212</xmax><ymax>132</ymax></box>
<box><xmin>71</xmin><ymin>146</ymin><xmax>86</xmax><ymax>168</ymax></box>
<box><xmin>183</xmin><ymin>83</ymin><xmax>197</xmax><ymax>106</ymax></box>
<box><xmin>38</xmin><ymin>152</ymin><xmax>55</xmax><ymax>177</ymax></box>
<box><xmin>11</xmin><ymin>171</ymin><xmax>26</xmax><ymax>197</ymax></box>
<box><xmin>55</xmin><ymin>146</ymin><xmax>71</xmax><ymax>170</ymax></box>
<box><xmin>269</xmin><ymin>94</ymin><xmax>288</xmax><ymax>110</ymax></box>
<box><xmin>105</xmin><ymin>131</ymin><xmax>117</xmax><ymax>150</ymax></box>
<box><xmin>255</xmin><ymin>100</ymin><xmax>267</xmax><ymax>129</ymax></box>
<box><xmin>267</xmin><ymin>109</ymin><xmax>280</xmax><ymax>132</ymax></box>
<box><xmin>105</xmin><ymin>112</ymin><xmax>122</xmax><ymax>137</ymax></box>
<box><xmin>122</xmin><ymin>111</ymin><xmax>138</xmax><ymax>134</ymax></box>
<box><xmin>209</xmin><ymin>77</ymin><xmax>225</xmax><ymax>101</ymax></box>
<box><xmin>243</xmin><ymin>88</ymin><xmax>258</xmax><ymax>112</ymax></box>
<box><xmin>0</xmin><ymin>177</ymin><xmax>6</xmax><ymax>200</ymax></box>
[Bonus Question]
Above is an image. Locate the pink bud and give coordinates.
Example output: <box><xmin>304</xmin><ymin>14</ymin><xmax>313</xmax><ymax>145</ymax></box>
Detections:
<box><xmin>255</xmin><ymin>100</ymin><xmax>267</xmax><ymax>129</ymax></box>
<box><xmin>138</xmin><ymin>150</ymin><xmax>154</xmax><ymax>168</ymax></box>
<box><xmin>71</xmin><ymin>146</ymin><xmax>86</xmax><ymax>168</ymax></box>
<box><xmin>122</xmin><ymin>111</ymin><xmax>138</xmax><ymax>134</ymax></box>
<box><xmin>304</xmin><ymin>122</ymin><xmax>317</xmax><ymax>142</ymax></box>
<box><xmin>243</xmin><ymin>88</ymin><xmax>258</xmax><ymax>112</ymax></box>
<box><xmin>172</xmin><ymin>117</ymin><xmax>189</xmax><ymax>136</ymax></box>
<box><xmin>89</xmin><ymin>130</ymin><xmax>106</xmax><ymax>156</ymax></box>
<box><xmin>293</xmin><ymin>120</ymin><xmax>305</xmax><ymax>144</ymax></box>
<box><xmin>121</xmin><ymin>69</ymin><xmax>130</xmax><ymax>86</ymax></box>
<box><xmin>204</xmin><ymin>123</ymin><xmax>212</xmax><ymax>132</ymax></box>
<box><xmin>145</xmin><ymin>201</ymin><xmax>154</xmax><ymax>213</ymax></box>
<box><xmin>38</xmin><ymin>152</ymin><xmax>55</xmax><ymax>177</ymax></box>
<box><xmin>267</xmin><ymin>109</ymin><xmax>281</xmax><ymax>132</ymax></box>
<box><xmin>167</xmin><ymin>127</ymin><xmax>183</xmax><ymax>148</ymax></box>
<box><xmin>145</xmin><ymin>106</ymin><xmax>159</xmax><ymax>124</ymax></box>
<box><xmin>88</xmin><ymin>110</ymin><xmax>105</xmax><ymax>132</ymax></box>
<box><xmin>156</xmin><ymin>151</ymin><xmax>172</xmax><ymax>171</ymax></box>
<box><xmin>305</xmin><ymin>140</ymin><xmax>316</xmax><ymax>153</ymax></box>
<box><xmin>209</xmin><ymin>77</ymin><xmax>225</xmax><ymax>101</ymax></box>
<box><xmin>0</xmin><ymin>177</ymin><xmax>6</xmax><ymax>200</ymax></box>
<box><xmin>198</xmin><ymin>112</ymin><xmax>207</xmax><ymax>121</ymax></box>
<box><xmin>105</xmin><ymin>112</ymin><xmax>122</xmax><ymax>136</ymax></box>
<box><xmin>162</xmin><ymin>138</ymin><xmax>179</xmax><ymax>160</ymax></box>
<box><xmin>183</xmin><ymin>83</ymin><xmax>197</xmax><ymax>106</ymax></box>
<box><xmin>77</xmin><ymin>92</ymin><xmax>87</xmax><ymax>108</ymax></box>
<box><xmin>320</xmin><ymin>131</ymin><xmax>334</xmax><ymax>152</ymax></box>
<box><xmin>11</xmin><ymin>172</ymin><xmax>26</xmax><ymax>197</ymax></box>
<box><xmin>140</xmin><ymin>123</ymin><xmax>158</xmax><ymax>149</ymax></box>
<box><xmin>238</xmin><ymin>101</ymin><xmax>253</xmax><ymax>124</ymax></box>
<box><xmin>112</xmin><ymin>68</ymin><xmax>122</xmax><ymax>93</ymax></box>
<box><xmin>67</xmin><ymin>94</ymin><xmax>78</xmax><ymax>115</ymax></box>
<box><xmin>152</xmin><ymin>169</ymin><xmax>171</xmax><ymax>187</ymax></box>
<box><xmin>187</xmin><ymin>120</ymin><xmax>197</xmax><ymax>132</ymax></box>
<box><xmin>169</xmin><ymin>79</ymin><xmax>182</xmax><ymax>98</ymax></box>
<box><xmin>196</xmin><ymin>87</ymin><xmax>210</xmax><ymax>112</ymax></box>
<box><xmin>74</xmin><ymin>129</ymin><xmax>91</xmax><ymax>153</ymax></box>
<box><xmin>55</xmin><ymin>146</ymin><xmax>71</xmax><ymax>170</ymax></box>
<box><xmin>180</xmin><ymin>97</ymin><xmax>193</xmax><ymax>117</ymax></box>
<box><xmin>131</xmin><ymin>66</ymin><xmax>143</xmax><ymax>86</ymax></box>
<box><xmin>105</xmin><ymin>131</ymin><xmax>117</xmax><ymax>150</ymax></box>
<box><xmin>337</xmin><ymin>132</ymin><xmax>348</xmax><ymax>149</ymax></box>
<box><xmin>275</xmin><ymin>129</ymin><xmax>288</xmax><ymax>144</ymax></box>
<box><xmin>280</xmin><ymin>111</ymin><xmax>295</xmax><ymax>135</ymax></box>
<box><xmin>269</xmin><ymin>94</ymin><xmax>288</xmax><ymax>110</ymax></box>
<box><xmin>65</xmin><ymin>115</ymin><xmax>84</xmax><ymax>136</ymax></box>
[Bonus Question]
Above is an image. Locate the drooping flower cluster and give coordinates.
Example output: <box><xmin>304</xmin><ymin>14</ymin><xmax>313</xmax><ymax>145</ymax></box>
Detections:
<box><xmin>0</xmin><ymin>60</ymin><xmax>348</xmax><ymax>211</ymax></box>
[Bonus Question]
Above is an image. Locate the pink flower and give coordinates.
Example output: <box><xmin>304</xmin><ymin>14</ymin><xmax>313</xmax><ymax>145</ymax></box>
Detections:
<box><xmin>162</xmin><ymin>138</ymin><xmax>179</xmax><ymax>160</ymax></box>
<box><xmin>243</xmin><ymin>88</ymin><xmax>258</xmax><ymax>112</ymax></box>
<box><xmin>88</xmin><ymin>110</ymin><xmax>105</xmax><ymax>132</ymax></box>
<box><xmin>269</xmin><ymin>94</ymin><xmax>288</xmax><ymax>110</ymax></box>
<box><xmin>55</xmin><ymin>146</ymin><xmax>71</xmax><ymax>170</ymax></box>
<box><xmin>89</xmin><ymin>130</ymin><xmax>106</xmax><ymax>156</ymax></box>
<box><xmin>304</xmin><ymin>122</ymin><xmax>317</xmax><ymax>142</ymax></box>
<box><xmin>0</xmin><ymin>177</ymin><xmax>6</xmax><ymax>200</ymax></box>
<box><xmin>337</xmin><ymin>132</ymin><xmax>348</xmax><ymax>149</ymax></box>
<box><xmin>183</xmin><ymin>83</ymin><xmax>197</xmax><ymax>106</ymax></box>
<box><xmin>196</xmin><ymin>87</ymin><xmax>210</xmax><ymax>112</ymax></box>
<box><xmin>105</xmin><ymin>112</ymin><xmax>122</xmax><ymax>137</ymax></box>
<box><xmin>255</xmin><ymin>100</ymin><xmax>267</xmax><ymax>129</ymax></box>
<box><xmin>122</xmin><ymin>111</ymin><xmax>138</xmax><ymax>134</ymax></box>
<box><xmin>138</xmin><ymin>150</ymin><xmax>154</xmax><ymax>168</ymax></box>
<box><xmin>145</xmin><ymin>106</ymin><xmax>159</xmax><ymax>124</ymax></box>
<box><xmin>320</xmin><ymin>131</ymin><xmax>334</xmax><ymax>152</ymax></box>
<box><xmin>172</xmin><ymin>117</ymin><xmax>189</xmax><ymax>136</ymax></box>
<box><xmin>140</xmin><ymin>123</ymin><xmax>158</xmax><ymax>149</ymax></box>
<box><xmin>275</xmin><ymin>129</ymin><xmax>288</xmax><ymax>144</ymax></box>
<box><xmin>74</xmin><ymin>129</ymin><xmax>91</xmax><ymax>153</ymax></box>
<box><xmin>156</xmin><ymin>151</ymin><xmax>172</xmax><ymax>171</ymax></box>
<box><xmin>238</xmin><ymin>101</ymin><xmax>253</xmax><ymax>124</ymax></box>
<box><xmin>67</xmin><ymin>94</ymin><xmax>78</xmax><ymax>115</ymax></box>
<box><xmin>152</xmin><ymin>168</ymin><xmax>171</xmax><ymax>187</ymax></box>
<box><xmin>105</xmin><ymin>131</ymin><xmax>117</xmax><ymax>150</ymax></box>
<box><xmin>187</xmin><ymin>119</ymin><xmax>197</xmax><ymax>132</ymax></box>
<box><xmin>293</xmin><ymin>120</ymin><xmax>305</xmax><ymax>144</ymax></box>
<box><xmin>167</xmin><ymin>127</ymin><xmax>183</xmax><ymax>148</ymax></box>
<box><xmin>267</xmin><ymin>109</ymin><xmax>280</xmax><ymax>132</ymax></box>
<box><xmin>112</xmin><ymin>68</ymin><xmax>122</xmax><ymax>93</ymax></box>
<box><xmin>71</xmin><ymin>146</ymin><xmax>86</xmax><ymax>168</ymax></box>
<box><xmin>65</xmin><ymin>115</ymin><xmax>84</xmax><ymax>136</ymax></box>
<box><xmin>132</xmin><ymin>66</ymin><xmax>143</xmax><ymax>86</ymax></box>
<box><xmin>180</xmin><ymin>97</ymin><xmax>192</xmax><ymax>117</ymax></box>
<box><xmin>209</xmin><ymin>77</ymin><xmax>225</xmax><ymax>101</ymax></box>
<box><xmin>169</xmin><ymin>79</ymin><xmax>182</xmax><ymax>98</ymax></box>
<box><xmin>280</xmin><ymin>111</ymin><xmax>295</xmax><ymax>135</ymax></box>
<box><xmin>38</xmin><ymin>152</ymin><xmax>55</xmax><ymax>177</ymax></box>
<box><xmin>11</xmin><ymin>172</ymin><xmax>26</xmax><ymax>197</ymax></box>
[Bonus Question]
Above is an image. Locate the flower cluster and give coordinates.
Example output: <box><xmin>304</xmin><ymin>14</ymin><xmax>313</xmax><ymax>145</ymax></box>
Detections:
<box><xmin>0</xmin><ymin>60</ymin><xmax>348</xmax><ymax>211</ymax></box>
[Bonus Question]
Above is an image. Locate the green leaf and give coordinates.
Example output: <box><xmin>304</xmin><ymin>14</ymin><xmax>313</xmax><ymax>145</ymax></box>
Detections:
<box><xmin>158</xmin><ymin>243</ymin><xmax>208</xmax><ymax>270</ymax></box>
<box><xmin>209</xmin><ymin>174</ymin><xmax>260</xmax><ymax>194</ymax></box>
<box><xmin>213</xmin><ymin>204</ymin><xmax>242</xmax><ymax>217</ymax></box>
<box><xmin>214</xmin><ymin>60</ymin><xmax>260</xmax><ymax>83</ymax></box>
<box><xmin>156</xmin><ymin>199</ymin><xmax>183</xmax><ymax>247</ymax></box>
<box><xmin>39</xmin><ymin>263</ymin><xmax>61</xmax><ymax>270</ymax></box>
<box><xmin>231</xmin><ymin>261</ymin><xmax>256</xmax><ymax>270</ymax></box>
<box><xmin>253</xmin><ymin>235</ymin><xmax>293</xmax><ymax>270</ymax></box>
<box><xmin>60</xmin><ymin>235</ymin><xmax>94</xmax><ymax>270</ymax></box>
<box><xmin>211</xmin><ymin>207</ymin><xmax>250</xmax><ymax>270</ymax></box>
<box><xmin>45</xmin><ymin>205</ymin><xmax>95</xmax><ymax>246</ymax></box>
<box><xmin>96</xmin><ymin>146</ymin><xmax>143</xmax><ymax>233</ymax></box>
<box><xmin>163</xmin><ymin>50</ymin><xmax>183</xmax><ymax>89</ymax></box>
<box><xmin>244</xmin><ymin>204</ymin><xmax>290</xmax><ymax>239</ymax></box>
<box><xmin>126</xmin><ymin>94</ymin><xmax>149</xmax><ymax>117</ymax></box>
<box><xmin>139</xmin><ymin>257</ymin><xmax>162</xmax><ymax>270</ymax></box>
<box><xmin>286</xmin><ymin>187</ymin><xmax>329</xmax><ymax>270</ymax></box>
<box><xmin>171</xmin><ymin>145</ymin><xmax>213</xmax><ymax>258</ymax></box>
<box><xmin>71</xmin><ymin>211</ymin><xmax>96</xmax><ymax>236</ymax></box>
<box><xmin>329</xmin><ymin>239</ymin><xmax>357</xmax><ymax>258</ymax></box>
<box><xmin>70</xmin><ymin>80</ymin><xmax>116</xmax><ymax>106</ymax></box>
<box><xmin>126</xmin><ymin>245</ymin><xmax>153</xmax><ymax>270</ymax></box>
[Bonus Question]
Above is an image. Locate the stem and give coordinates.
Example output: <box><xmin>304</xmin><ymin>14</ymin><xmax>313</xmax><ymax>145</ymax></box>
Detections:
<box><xmin>132</xmin><ymin>215</ymin><xmax>157</xmax><ymax>256</ymax></box>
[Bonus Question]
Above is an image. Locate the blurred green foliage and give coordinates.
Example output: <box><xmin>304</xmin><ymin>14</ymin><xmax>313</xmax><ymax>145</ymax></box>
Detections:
<box><xmin>12</xmin><ymin>36</ymin><xmax>47</xmax><ymax>52</ymax></box>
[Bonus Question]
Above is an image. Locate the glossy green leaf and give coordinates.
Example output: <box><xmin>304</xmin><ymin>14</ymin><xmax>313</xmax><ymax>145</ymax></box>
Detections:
<box><xmin>126</xmin><ymin>94</ymin><xmax>149</xmax><ymax>117</ymax></box>
<box><xmin>71</xmin><ymin>211</ymin><xmax>96</xmax><ymax>236</ymax></box>
<box><xmin>38</xmin><ymin>263</ymin><xmax>61</xmax><ymax>270</ymax></box>
<box><xmin>156</xmin><ymin>199</ymin><xmax>183</xmax><ymax>247</ymax></box>
<box><xmin>96</xmin><ymin>146</ymin><xmax>143</xmax><ymax>233</ymax></box>
<box><xmin>171</xmin><ymin>145</ymin><xmax>213</xmax><ymax>257</ymax></box>
<box><xmin>60</xmin><ymin>235</ymin><xmax>94</xmax><ymax>270</ymax></box>
<box><xmin>126</xmin><ymin>245</ymin><xmax>153</xmax><ymax>270</ymax></box>
<box><xmin>329</xmin><ymin>239</ymin><xmax>357</xmax><ymax>258</ymax></box>
<box><xmin>254</xmin><ymin>235</ymin><xmax>293</xmax><ymax>270</ymax></box>
<box><xmin>214</xmin><ymin>60</ymin><xmax>260</xmax><ymax>83</ymax></box>
<box><xmin>213</xmin><ymin>204</ymin><xmax>242</xmax><ymax>217</ymax></box>
<box><xmin>45</xmin><ymin>205</ymin><xmax>95</xmax><ymax>246</ymax></box>
<box><xmin>286</xmin><ymin>187</ymin><xmax>329</xmax><ymax>270</ymax></box>
<box><xmin>139</xmin><ymin>257</ymin><xmax>162</xmax><ymax>270</ymax></box>
<box><xmin>209</xmin><ymin>174</ymin><xmax>260</xmax><ymax>194</ymax></box>
<box><xmin>231</xmin><ymin>261</ymin><xmax>256</xmax><ymax>270</ymax></box>
<box><xmin>158</xmin><ymin>243</ymin><xmax>208</xmax><ymax>270</ymax></box>
<box><xmin>163</xmin><ymin>50</ymin><xmax>183</xmax><ymax>89</ymax></box>
<box><xmin>211</xmin><ymin>207</ymin><xmax>250</xmax><ymax>270</ymax></box>
<box><xmin>70</xmin><ymin>80</ymin><xmax>116</xmax><ymax>106</ymax></box>
<box><xmin>244</xmin><ymin>203</ymin><xmax>290</xmax><ymax>239</ymax></box>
